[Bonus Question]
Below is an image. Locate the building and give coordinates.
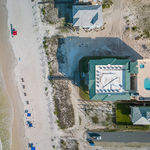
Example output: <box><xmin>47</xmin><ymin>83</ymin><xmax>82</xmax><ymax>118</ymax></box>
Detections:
<box><xmin>79</xmin><ymin>57</ymin><xmax>150</xmax><ymax>101</ymax></box>
<box><xmin>72</xmin><ymin>5</ymin><xmax>103</xmax><ymax>29</ymax></box>
<box><xmin>137</xmin><ymin>59</ymin><xmax>150</xmax><ymax>99</ymax></box>
<box><xmin>131</xmin><ymin>107</ymin><xmax>150</xmax><ymax>125</ymax></box>
<box><xmin>88</xmin><ymin>58</ymin><xmax>137</xmax><ymax>101</ymax></box>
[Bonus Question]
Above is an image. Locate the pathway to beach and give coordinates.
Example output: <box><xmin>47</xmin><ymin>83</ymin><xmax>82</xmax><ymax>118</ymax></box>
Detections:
<box><xmin>7</xmin><ymin>0</ymin><xmax>62</xmax><ymax>149</ymax></box>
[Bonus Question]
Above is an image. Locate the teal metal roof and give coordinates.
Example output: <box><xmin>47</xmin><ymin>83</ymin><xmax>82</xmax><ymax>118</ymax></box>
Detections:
<box><xmin>89</xmin><ymin>58</ymin><xmax>131</xmax><ymax>101</ymax></box>
<box><xmin>91</xmin><ymin>93</ymin><xmax>130</xmax><ymax>101</ymax></box>
<box><xmin>130</xmin><ymin>61</ymin><xmax>138</xmax><ymax>74</ymax></box>
<box><xmin>125</xmin><ymin>70</ymin><xmax>130</xmax><ymax>91</ymax></box>
<box><xmin>89</xmin><ymin>58</ymin><xmax>130</xmax><ymax>66</ymax></box>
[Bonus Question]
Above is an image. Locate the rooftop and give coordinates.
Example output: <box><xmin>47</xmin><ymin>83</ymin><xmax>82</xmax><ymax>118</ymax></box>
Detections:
<box><xmin>95</xmin><ymin>65</ymin><xmax>126</xmax><ymax>94</ymax></box>
<box><xmin>131</xmin><ymin>107</ymin><xmax>150</xmax><ymax>125</ymax></box>
<box><xmin>72</xmin><ymin>5</ymin><xmax>103</xmax><ymax>28</ymax></box>
<box><xmin>89</xmin><ymin>58</ymin><xmax>131</xmax><ymax>101</ymax></box>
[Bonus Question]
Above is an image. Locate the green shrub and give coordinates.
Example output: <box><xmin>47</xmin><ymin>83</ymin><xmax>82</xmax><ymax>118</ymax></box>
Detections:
<box><xmin>79</xmin><ymin>88</ymin><xmax>89</xmax><ymax>100</ymax></box>
<box><xmin>45</xmin><ymin>51</ymin><xmax>49</xmax><ymax>55</ymax></box>
<box><xmin>60</xmin><ymin>139</ymin><xmax>67</xmax><ymax>148</ymax></box>
<box><xmin>143</xmin><ymin>29</ymin><xmax>150</xmax><ymax>38</ymax></box>
<box><xmin>102</xmin><ymin>0</ymin><xmax>113</xmax><ymax>9</ymax></box>
<box><xmin>91</xmin><ymin>115</ymin><xmax>99</xmax><ymax>124</ymax></box>
<box><xmin>79</xmin><ymin>80</ymin><xmax>89</xmax><ymax>100</ymax></box>
<box><xmin>79</xmin><ymin>117</ymin><xmax>82</xmax><ymax>125</ymax></box>
<box><xmin>131</xmin><ymin>26</ymin><xmax>137</xmax><ymax>31</ymax></box>
<box><xmin>43</xmin><ymin>40</ymin><xmax>48</xmax><ymax>49</ymax></box>
<box><xmin>41</xmin><ymin>8</ymin><xmax>46</xmax><ymax>16</ymax></box>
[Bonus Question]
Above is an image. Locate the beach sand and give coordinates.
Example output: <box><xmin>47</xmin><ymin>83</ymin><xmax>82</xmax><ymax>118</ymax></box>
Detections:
<box><xmin>6</xmin><ymin>0</ymin><xmax>62</xmax><ymax>149</ymax></box>
<box><xmin>0</xmin><ymin>0</ymin><xmax>25</xmax><ymax>150</ymax></box>
<box><xmin>0</xmin><ymin>0</ymin><xmax>62</xmax><ymax>148</ymax></box>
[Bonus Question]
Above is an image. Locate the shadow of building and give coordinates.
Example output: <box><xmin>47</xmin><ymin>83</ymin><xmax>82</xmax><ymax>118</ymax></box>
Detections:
<box><xmin>54</xmin><ymin>0</ymin><xmax>77</xmax><ymax>23</ymax></box>
<box><xmin>56</xmin><ymin>37</ymin><xmax>142</xmax><ymax>78</ymax></box>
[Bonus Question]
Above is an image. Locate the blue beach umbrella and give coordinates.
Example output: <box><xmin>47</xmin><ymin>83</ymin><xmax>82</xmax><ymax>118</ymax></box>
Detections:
<box><xmin>27</xmin><ymin>113</ymin><xmax>31</xmax><ymax>117</ymax></box>
<box><xmin>27</xmin><ymin>121</ymin><xmax>33</xmax><ymax>127</ymax></box>
<box><xmin>29</xmin><ymin>123</ymin><xmax>33</xmax><ymax>127</ymax></box>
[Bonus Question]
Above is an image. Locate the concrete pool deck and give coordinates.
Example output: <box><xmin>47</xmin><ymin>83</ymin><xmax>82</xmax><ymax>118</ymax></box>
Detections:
<box><xmin>137</xmin><ymin>59</ymin><xmax>150</xmax><ymax>98</ymax></box>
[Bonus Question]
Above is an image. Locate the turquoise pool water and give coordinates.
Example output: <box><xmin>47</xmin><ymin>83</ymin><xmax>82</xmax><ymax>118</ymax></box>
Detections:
<box><xmin>140</xmin><ymin>64</ymin><xmax>144</xmax><ymax>68</ymax></box>
<box><xmin>144</xmin><ymin>78</ymin><xmax>150</xmax><ymax>90</ymax></box>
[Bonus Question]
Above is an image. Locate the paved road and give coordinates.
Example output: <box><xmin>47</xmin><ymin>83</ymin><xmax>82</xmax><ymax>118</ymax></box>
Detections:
<box><xmin>98</xmin><ymin>132</ymin><xmax>150</xmax><ymax>142</ymax></box>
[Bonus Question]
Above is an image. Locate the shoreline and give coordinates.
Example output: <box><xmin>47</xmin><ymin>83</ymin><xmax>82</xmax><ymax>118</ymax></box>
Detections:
<box><xmin>0</xmin><ymin>0</ymin><xmax>26</xmax><ymax>149</ymax></box>
<box><xmin>0</xmin><ymin>0</ymin><xmax>63</xmax><ymax>148</ymax></box>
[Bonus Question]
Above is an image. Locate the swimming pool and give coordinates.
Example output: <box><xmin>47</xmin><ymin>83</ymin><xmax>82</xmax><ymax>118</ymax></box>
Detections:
<box><xmin>144</xmin><ymin>78</ymin><xmax>150</xmax><ymax>90</ymax></box>
<box><xmin>140</xmin><ymin>64</ymin><xmax>144</xmax><ymax>68</ymax></box>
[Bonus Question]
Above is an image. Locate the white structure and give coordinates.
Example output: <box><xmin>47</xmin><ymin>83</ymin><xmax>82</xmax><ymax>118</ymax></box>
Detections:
<box><xmin>131</xmin><ymin>107</ymin><xmax>150</xmax><ymax>125</ymax></box>
<box><xmin>95</xmin><ymin>65</ymin><xmax>125</xmax><ymax>94</ymax></box>
<box><xmin>72</xmin><ymin>5</ymin><xmax>103</xmax><ymax>29</ymax></box>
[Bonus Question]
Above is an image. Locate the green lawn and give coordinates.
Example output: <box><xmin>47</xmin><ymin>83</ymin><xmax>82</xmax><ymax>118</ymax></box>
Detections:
<box><xmin>115</xmin><ymin>103</ymin><xmax>149</xmax><ymax>131</ymax></box>
<box><xmin>116</xmin><ymin>124</ymin><xmax>149</xmax><ymax>131</ymax></box>
<box><xmin>79</xmin><ymin>79</ymin><xmax>89</xmax><ymax>100</ymax></box>
<box><xmin>116</xmin><ymin>103</ymin><xmax>132</xmax><ymax>125</ymax></box>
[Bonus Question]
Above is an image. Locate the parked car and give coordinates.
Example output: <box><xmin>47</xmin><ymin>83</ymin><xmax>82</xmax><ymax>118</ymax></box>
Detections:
<box><xmin>139</xmin><ymin>97</ymin><xmax>145</xmax><ymax>100</ymax></box>
<box><xmin>87</xmin><ymin>138</ymin><xmax>95</xmax><ymax>146</ymax></box>
<box><xmin>88</xmin><ymin>132</ymin><xmax>102</xmax><ymax>141</ymax></box>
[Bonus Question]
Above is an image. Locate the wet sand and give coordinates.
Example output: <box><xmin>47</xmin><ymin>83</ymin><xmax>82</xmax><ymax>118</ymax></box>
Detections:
<box><xmin>0</xmin><ymin>0</ymin><xmax>25</xmax><ymax>149</ymax></box>
<box><xmin>0</xmin><ymin>85</ymin><xmax>11</xmax><ymax>150</ymax></box>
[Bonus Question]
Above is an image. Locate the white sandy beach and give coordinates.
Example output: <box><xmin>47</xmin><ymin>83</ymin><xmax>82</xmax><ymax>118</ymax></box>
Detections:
<box><xmin>0</xmin><ymin>0</ymin><xmax>25</xmax><ymax>149</ymax></box>
<box><xmin>6</xmin><ymin>0</ymin><xmax>62</xmax><ymax>149</ymax></box>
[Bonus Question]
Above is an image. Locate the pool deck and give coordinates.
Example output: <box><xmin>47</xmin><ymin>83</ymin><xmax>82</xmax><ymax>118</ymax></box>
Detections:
<box><xmin>137</xmin><ymin>59</ymin><xmax>150</xmax><ymax>98</ymax></box>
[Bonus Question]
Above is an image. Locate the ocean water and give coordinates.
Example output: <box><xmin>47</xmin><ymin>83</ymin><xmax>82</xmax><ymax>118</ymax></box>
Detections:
<box><xmin>0</xmin><ymin>75</ymin><xmax>11</xmax><ymax>150</ymax></box>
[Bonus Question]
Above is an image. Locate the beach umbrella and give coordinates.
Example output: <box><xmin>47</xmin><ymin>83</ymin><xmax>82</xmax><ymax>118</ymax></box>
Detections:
<box><xmin>13</xmin><ymin>31</ymin><xmax>17</xmax><ymax>35</ymax></box>
<box><xmin>28</xmin><ymin>143</ymin><xmax>33</xmax><ymax>148</ymax></box>
<box><xmin>27</xmin><ymin>121</ymin><xmax>33</xmax><ymax>127</ymax></box>
<box><xmin>31</xmin><ymin>147</ymin><xmax>36</xmax><ymax>150</ymax></box>
<box><xmin>27</xmin><ymin>113</ymin><xmax>31</xmax><ymax>117</ymax></box>
<box><xmin>25</xmin><ymin>110</ymin><xmax>28</xmax><ymax>113</ymax></box>
<box><xmin>29</xmin><ymin>123</ymin><xmax>33</xmax><ymax>127</ymax></box>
